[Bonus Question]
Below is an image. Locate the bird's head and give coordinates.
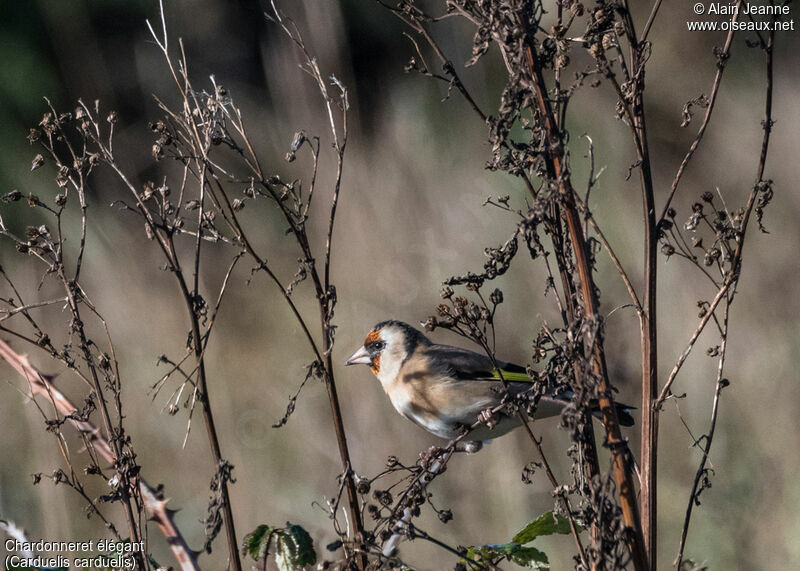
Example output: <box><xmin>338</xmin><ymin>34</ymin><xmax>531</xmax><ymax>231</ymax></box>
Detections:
<box><xmin>345</xmin><ymin>321</ymin><xmax>431</xmax><ymax>382</ymax></box>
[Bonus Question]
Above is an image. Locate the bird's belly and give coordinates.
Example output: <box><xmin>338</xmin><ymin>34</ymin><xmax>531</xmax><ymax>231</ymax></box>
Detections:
<box><xmin>389</xmin><ymin>391</ymin><xmax>461</xmax><ymax>439</ymax></box>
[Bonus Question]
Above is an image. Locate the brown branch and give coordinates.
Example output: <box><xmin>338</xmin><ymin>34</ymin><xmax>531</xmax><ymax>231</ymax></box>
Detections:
<box><xmin>524</xmin><ymin>40</ymin><xmax>648</xmax><ymax>571</ymax></box>
<box><xmin>0</xmin><ymin>339</ymin><xmax>199</xmax><ymax>571</ymax></box>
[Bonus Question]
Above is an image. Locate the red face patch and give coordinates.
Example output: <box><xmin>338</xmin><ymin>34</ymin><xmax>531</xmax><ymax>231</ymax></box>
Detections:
<box><xmin>364</xmin><ymin>330</ymin><xmax>382</xmax><ymax>374</ymax></box>
<box><xmin>370</xmin><ymin>354</ymin><xmax>381</xmax><ymax>375</ymax></box>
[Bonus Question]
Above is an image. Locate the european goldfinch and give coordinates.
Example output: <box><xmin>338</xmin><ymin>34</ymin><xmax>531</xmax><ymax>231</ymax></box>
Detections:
<box><xmin>345</xmin><ymin>320</ymin><xmax>634</xmax><ymax>445</ymax></box>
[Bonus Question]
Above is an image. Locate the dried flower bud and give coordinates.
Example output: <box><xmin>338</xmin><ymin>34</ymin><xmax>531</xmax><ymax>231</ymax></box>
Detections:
<box><xmin>667</xmin><ymin>207</ymin><xmax>677</xmax><ymax>218</ymax></box>
<box><xmin>4</xmin><ymin>190</ymin><xmax>22</xmax><ymax>202</ymax></box>
<box><xmin>142</xmin><ymin>181</ymin><xmax>155</xmax><ymax>201</ymax></box>
<box><xmin>356</xmin><ymin>477</ymin><xmax>371</xmax><ymax>495</ymax></box>
<box><xmin>490</xmin><ymin>288</ymin><xmax>503</xmax><ymax>305</ymax></box>
<box><xmin>661</xmin><ymin>243</ymin><xmax>675</xmax><ymax>257</ymax></box>
<box><xmin>31</xmin><ymin>154</ymin><xmax>45</xmax><ymax>171</ymax></box>
<box><xmin>55</xmin><ymin>194</ymin><xmax>67</xmax><ymax>207</ymax></box>
<box><xmin>232</xmin><ymin>198</ymin><xmax>245</xmax><ymax>212</ymax></box>
<box><xmin>589</xmin><ymin>42</ymin><xmax>604</xmax><ymax>59</ymax></box>
<box><xmin>107</xmin><ymin>111</ymin><xmax>118</xmax><ymax>124</ymax></box>
<box><xmin>570</xmin><ymin>2</ymin><xmax>584</xmax><ymax>16</ymax></box>
<box><xmin>27</xmin><ymin>194</ymin><xmax>40</xmax><ymax>207</ymax></box>
<box><xmin>602</xmin><ymin>33</ymin><xmax>615</xmax><ymax>51</ymax></box>
<box><xmin>701</xmin><ymin>191</ymin><xmax>714</xmax><ymax>202</ymax></box>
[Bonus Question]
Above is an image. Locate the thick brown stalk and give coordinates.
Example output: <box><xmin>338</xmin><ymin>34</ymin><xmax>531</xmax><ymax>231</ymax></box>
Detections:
<box><xmin>524</xmin><ymin>42</ymin><xmax>648</xmax><ymax>571</ymax></box>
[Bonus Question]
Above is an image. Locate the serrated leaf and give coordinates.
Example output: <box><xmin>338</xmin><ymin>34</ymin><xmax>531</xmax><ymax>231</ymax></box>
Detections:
<box><xmin>274</xmin><ymin>523</ymin><xmax>316</xmax><ymax>570</ymax></box>
<box><xmin>512</xmin><ymin>512</ymin><xmax>574</xmax><ymax>544</ymax></box>
<box><xmin>242</xmin><ymin>524</ymin><xmax>276</xmax><ymax>562</ymax></box>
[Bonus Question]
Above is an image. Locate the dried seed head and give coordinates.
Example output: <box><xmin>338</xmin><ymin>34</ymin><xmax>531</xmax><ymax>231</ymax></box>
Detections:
<box><xmin>31</xmin><ymin>154</ymin><xmax>45</xmax><ymax>171</ymax></box>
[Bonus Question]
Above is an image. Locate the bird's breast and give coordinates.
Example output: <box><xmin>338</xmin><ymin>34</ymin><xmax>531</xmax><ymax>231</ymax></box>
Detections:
<box><xmin>386</xmin><ymin>382</ymin><xmax>459</xmax><ymax>440</ymax></box>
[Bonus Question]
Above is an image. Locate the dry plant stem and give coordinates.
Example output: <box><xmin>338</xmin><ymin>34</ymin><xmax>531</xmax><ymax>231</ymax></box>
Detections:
<box><xmin>658</xmin><ymin>3</ymin><xmax>743</xmax><ymax>223</ymax></box>
<box><xmin>408</xmin><ymin>0</ymin><xmax>600</xmax><ymax>554</ymax></box>
<box><xmin>0</xmin><ymin>339</ymin><xmax>199</xmax><ymax>571</ymax></box>
<box><xmin>524</xmin><ymin>42</ymin><xmax>648</xmax><ymax>571</ymax></box>
<box><xmin>674</xmin><ymin>303</ymin><xmax>729</xmax><ymax>568</ymax></box>
<box><xmin>518</xmin><ymin>418</ymin><xmax>588</xmax><ymax>567</ymax></box>
<box><xmin>630</xmin><ymin>55</ymin><xmax>659</xmax><ymax>571</ymax></box>
<box><xmin>603</xmin><ymin>8</ymin><xmax>660</xmax><ymax>563</ymax></box>
<box><xmin>173</xmin><ymin>258</ymin><xmax>242</xmax><ymax>571</ymax></box>
<box><xmin>58</xmin><ymin>265</ymin><xmax>145</xmax><ymax>568</ymax></box>
<box><xmin>658</xmin><ymin>22</ymin><xmax>773</xmax><ymax>409</ymax></box>
<box><xmin>99</xmin><ymin>122</ymin><xmax>241</xmax><ymax>567</ymax></box>
<box><xmin>655</xmin><ymin>279</ymin><xmax>731</xmax><ymax>408</ymax></box>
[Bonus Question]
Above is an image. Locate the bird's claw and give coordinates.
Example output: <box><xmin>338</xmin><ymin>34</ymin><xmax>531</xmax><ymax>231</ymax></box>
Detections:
<box><xmin>478</xmin><ymin>408</ymin><xmax>497</xmax><ymax>429</ymax></box>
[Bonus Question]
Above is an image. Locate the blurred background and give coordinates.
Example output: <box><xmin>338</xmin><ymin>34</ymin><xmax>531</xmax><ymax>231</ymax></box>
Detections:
<box><xmin>0</xmin><ymin>1</ymin><xmax>797</xmax><ymax>569</ymax></box>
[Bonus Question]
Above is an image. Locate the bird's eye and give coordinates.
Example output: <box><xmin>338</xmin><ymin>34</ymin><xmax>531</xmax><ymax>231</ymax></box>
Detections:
<box><xmin>368</xmin><ymin>340</ymin><xmax>385</xmax><ymax>351</ymax></box>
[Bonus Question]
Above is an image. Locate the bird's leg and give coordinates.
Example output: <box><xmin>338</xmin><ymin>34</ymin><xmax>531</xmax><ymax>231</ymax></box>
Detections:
<box><xmin>478</xmin><ymin>408</ymin><xmax>498</xmax><ymax>429</ymax></box>
<box><xmin>449</xmin><ymin>439</ymin><xmax>483</xmax><ymax>454</ymax></box>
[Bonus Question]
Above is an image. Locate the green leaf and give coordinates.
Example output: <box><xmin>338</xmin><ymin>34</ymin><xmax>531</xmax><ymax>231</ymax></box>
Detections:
<box><xmin>242</xmin><ymin>524</ymin><xmax>276</xmax><ymax>562</ymax></box>
<box><xmin>512</xmin><ymin>512</ymin><xmax>575</xmax><ymax>544</ymax></box>
<box><xmin>465</xmin><ymin>543</ymin><xmax>549</xmax><ymax>569</ymax></box>
<box><xmin>274</xmin><ymin>524</ymin><xmax>316</xmax><ymax>570</ymax></box>
<box><xmin>508</xmin><ymin>545</ymin><xmax>549</xmax><ymax>568</ymax></box>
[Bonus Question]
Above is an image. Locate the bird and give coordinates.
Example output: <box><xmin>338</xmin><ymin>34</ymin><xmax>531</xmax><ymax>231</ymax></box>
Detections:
<box><xmin>345</xmin><ymin>320</ymin><xmax>634</xmax><ymax>448</ymax></box>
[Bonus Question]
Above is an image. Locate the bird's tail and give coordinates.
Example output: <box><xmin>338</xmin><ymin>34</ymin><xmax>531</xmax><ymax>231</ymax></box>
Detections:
<box><xmin>591</xmin><ymin>402</ymin><xmax>636</xmax><ymax>427</ymax></box>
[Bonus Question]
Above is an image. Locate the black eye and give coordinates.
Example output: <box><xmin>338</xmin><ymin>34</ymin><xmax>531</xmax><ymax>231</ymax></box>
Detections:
<box><xmin>368</xmin><ymin>341</ymin><xmax>385</xmax><ymax>351</ymax></box>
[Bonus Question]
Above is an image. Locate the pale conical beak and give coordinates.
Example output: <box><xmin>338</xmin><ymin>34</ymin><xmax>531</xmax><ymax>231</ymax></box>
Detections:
<box><xmin>345</xmin><ymin>345</ymin><xmax>371</xmax><ymax>366</ymax></box>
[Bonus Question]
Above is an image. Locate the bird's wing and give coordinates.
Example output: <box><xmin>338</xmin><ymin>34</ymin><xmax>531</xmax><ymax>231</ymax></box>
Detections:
<box><xmin>423</xmin><ymin>344</ymin><xmax>531</xmax><ymax>383</ymax></box>
<box><xmin>421</xmin><ymin>344</ymin><xmax>636</xmax><ymax>426</ymax></box>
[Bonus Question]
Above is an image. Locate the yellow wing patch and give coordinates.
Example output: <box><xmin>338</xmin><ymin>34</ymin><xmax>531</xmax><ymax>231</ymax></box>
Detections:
<box><xmin>488</xmin><ymin>368</ymin><xmax>530</xmax><ymax>382</ymax></box>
